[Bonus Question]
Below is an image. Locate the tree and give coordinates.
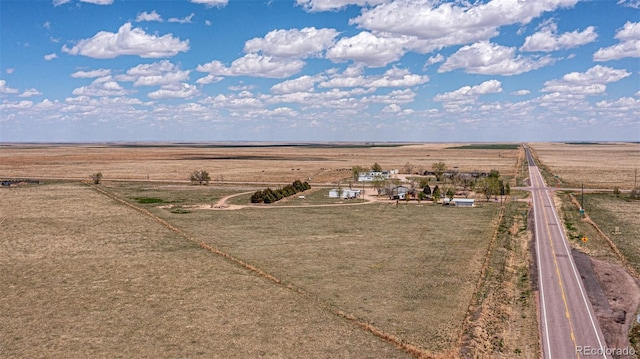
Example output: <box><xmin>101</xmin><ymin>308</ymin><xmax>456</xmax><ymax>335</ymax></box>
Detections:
<box><xmin>446</xmin><ymin>187</ymin><xmax>455</xmax><ymax>201</ymax></box>
<box><xmin>423</xmin><ymin>185</ymin><xmax>432</xmax><ymax>197</ymax></box>
<box><xmin>190</xmin><ymin>170</ymin><xmax>211</xmax><ymax>185</ymax></box>
<box><xmin>432</xmin><ymin>186</ymin><xmax>441</xmax><ymax>204</ymax></box>
<box><xmin>477</xmin><ymin>176</ymin><xmax>501</xmax><ymax>202</ymax></box>
<box><xmin>371</xmin><ymin>162</ymin><xmax>383</xmax><ymax>172</ymax></box>
<box><xmin>352</xmin><ymin>165</ymin><xmax>365</xmax><ymax>181</ymax></box>
<box><xmin>90</xmin><ymin>172</ymin><xmax>103</xmax><ymax>184</ymax></box>
<box><xmin>372</xmin><ymin>176</ymin><xmax>385</xmax><ymax>195</ymax></box>
<box><xmin>432</xmin><ymin>162</ymin><xmax>447</xmax><ymax>182</ymax></box>
<box><xmin>403</xmin><ymin>162</ymin><xmax>414</xmax><ymax>174</ymax></box>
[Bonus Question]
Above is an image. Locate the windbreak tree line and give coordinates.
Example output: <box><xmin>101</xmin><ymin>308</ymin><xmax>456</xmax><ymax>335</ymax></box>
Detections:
<box><xmin>251</xmin><ymin>180</ymin><xmax>311</xmax><ymax>204</ymax></box>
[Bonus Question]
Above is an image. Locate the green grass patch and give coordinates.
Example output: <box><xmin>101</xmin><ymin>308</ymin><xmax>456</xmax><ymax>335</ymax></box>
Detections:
<box><xmin>133</xmin><ymin>197</ymin><xmax>165</xmax><ymax>204</ymax></box>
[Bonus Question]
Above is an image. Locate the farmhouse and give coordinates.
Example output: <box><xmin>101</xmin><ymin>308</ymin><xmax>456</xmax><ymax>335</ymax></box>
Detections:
<box><xmin>358</xmin><ymin>171</ymin><xmax>390</xmax><ymax>182</ymax></box>
<box><xmin>389</xmin><ymin>185</ymin><xmax>412</xmax><ymax>200</ymax></box>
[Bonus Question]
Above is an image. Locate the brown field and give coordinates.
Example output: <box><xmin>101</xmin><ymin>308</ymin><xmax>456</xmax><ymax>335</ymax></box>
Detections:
<box><xmin>0</xmin><ymin>143</ymin><xmax>519</xmax><ymax>184</ymax></box>
<box><xmin>0</xmin><ymin>183</ymin><xmax>412</xmax><ymax>358</ymax></box>
<box><xmin>0</xmin><ymin>143</ymin><xmax>535</xmax><ymax>357</ymax></box>
<box><xmin>529</xmin><ymin>142</ymin><xmax>640</xmax><ymax>189</ymax></box>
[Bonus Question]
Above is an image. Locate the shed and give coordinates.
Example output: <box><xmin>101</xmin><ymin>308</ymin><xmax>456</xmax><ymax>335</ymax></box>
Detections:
<box><xmin>453</xmin><ymin>198</ymin><xmax>475</xmax><ymax>207</ymax></box>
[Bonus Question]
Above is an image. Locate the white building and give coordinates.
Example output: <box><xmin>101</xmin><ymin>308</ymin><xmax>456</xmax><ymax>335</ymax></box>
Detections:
<box><xmin>358</xmin><ymin>171</ymin><xmax>390</xmax><ymax>182</ymax></box>
<box><xmin>443</xmin><ymin>198</ymin><xmax>475</xmax><ymax>207</ymax></box>
<box><xmin>329</xmin><ymin>189</ymin><xmax>362</xmax><ymax>199</ymax></box>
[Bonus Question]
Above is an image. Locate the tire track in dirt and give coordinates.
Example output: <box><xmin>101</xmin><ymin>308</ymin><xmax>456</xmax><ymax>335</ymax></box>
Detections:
<box><xmin>85</xmin><ymin>182</ymin><xmax>440</xmax><ymax>359</ymax></box>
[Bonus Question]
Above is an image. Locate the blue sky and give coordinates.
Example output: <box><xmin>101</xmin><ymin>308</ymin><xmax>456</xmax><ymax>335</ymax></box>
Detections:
<box><xmin>1</xmin><ymin>0</ymin><xmax>639</xmax><ymax>142</ymax></box>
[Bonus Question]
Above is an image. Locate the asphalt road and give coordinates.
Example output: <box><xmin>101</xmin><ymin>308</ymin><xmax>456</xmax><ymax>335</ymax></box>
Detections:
<box><xmin>525</xmin><ymin>146</ymin><xmax>610</xmax><ymax>359</ymax></box>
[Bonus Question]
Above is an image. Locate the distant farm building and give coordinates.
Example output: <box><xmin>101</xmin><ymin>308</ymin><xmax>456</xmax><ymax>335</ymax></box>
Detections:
<box><xmin>358</xmin><ymin>171</ymin><xmax>390</xmax><ymax>182</ymax></box>
<box><xmin>443</xmin><ymin>198</ymin><xmax>475</xmax><ymax>207</ymax></box>
<box><xmin>329</xmin><ymin>189</ymin><xmax>362</xmax><ymax>199</ymax></box>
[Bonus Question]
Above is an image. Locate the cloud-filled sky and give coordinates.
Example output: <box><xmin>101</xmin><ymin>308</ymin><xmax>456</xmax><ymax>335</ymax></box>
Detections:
<box><xmin>1</xmin><ymin>0</ymin><xmax>639</xmax><ymax>142</ymax></box>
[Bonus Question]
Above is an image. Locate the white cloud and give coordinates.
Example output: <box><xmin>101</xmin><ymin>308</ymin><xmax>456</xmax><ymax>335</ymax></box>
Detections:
<box><xmin>80</xmin><ymin>0</ymin><xmax>114</xmax><ymax>4</ymax></box>
<box><xmin>365</xmin><ymin>89</ymin><xmax>416</xmax><ymax>104</ymax></box>
<box><xmin>595</xmin><ymin>97</ymin><xmax>640</xmax><ymax>111</ymax></box>
<box><xmin>52</xmin><ymin>0</ymin><xmax>71</xmax><ymax>6</ymax></box>
<box><xmin>120</xmin><ymin>60</ymin><xmax>190</xmax><ymax>87</ymax></box>
<box><xmin>296</xmin><ymin>0</ymin><xmax>386</xmax><ymax>12</ymax></box>
<box><xmin>271</xmin><ymin>75</ymin><xmax>324</xmax><ymax>94</ymax></box>
<box><xmin>617</xmin><ymin>0</ymin><xmax>640</xmax><ymax>9</ymax></box>
<box><xmin>0</xmin><ymin>80</ymin><xmax>19</xmax><ymax>94</ymax></box>
<box><xmin>202</xmin><ymin>93</ymin><xmax>264</xmax><ymax>109</ymax></box>
<box><xmin>6</xmin><ymin>68</ymin><xmax>15</xmax><ymax>74</ymax></box>
<box><xmin>190</xmin><ymin>0</ymin><xmax>228</xmax><ymax>8</ymax></box>
<box><xmin>62</xmin><ymin>23</ymin><xmax>189</xmax><ymax>59</ymax></box>
<box><xmin>367</xmin><ymin>67</ymin><xmax>429</xmax><ymax>87</ymax></box>
<box><xmin>136</xmin><ymin>11</ymin><xmax>163</xmax><ymax>22</ymax></box>
<box><xmin>593</xmin><ymin>22</ymin><xmax>640</xmax><ymax>61</ymax></box>
<box><xmin>0</xmin><ymin>100</ymin><xmax>33</xmax><ymax>110</ymax></box>
<box><xmin>381</xmin><ymin>103</ymin><xmax>401</xmax><ymax>113</ymax></box>
<box><xmin>71</xmin><ymin>69</ymin><xmax>111</xmax><ymax>78</ymax></box>
<box><xmin>521</xmin><ymin>23</ymin><xmax>597</xmax><ymax>52</ymax></box>
<box><xmin>244</xmin><ymin>27</ymin><xmax>339</xmax><ymax>59</ymax></box>
<box><xmin>168</xmin><ymin>13</ymin><xmax>195</xmax><ymax>24</ymax></box>
<box><xmin>19</xmin><ymin>88</ymin><xmax>43</xmax><ymax>97</ymax></box>
<box><xmin>44</xmin><ymin>53</ymin><xmax>58</xmax><ymax>61</ymax></box>
<box><xmin>424</xmin><ymin>53</ymin><xmax>444</xmax><ymax>68</ymax></box>
<box><xmin>72</xmin><ymin>76</ymin><xmax>129</xmax><ymax>97</ymax></box>
<box><xmin>352</xmin><ymin>0</ymin><xmax>579</xmax><ymax>45</ymax></box>
<box><xmin>326</xmin><ymin>32</ymin><xmax>409</xmax><ymax>67</ymax></box>
<box><xmin>318</xmin><ymin>66</ymin><xmax>428</xmax><ymax>89</ymax></box>
<box><xmin>197</xmin><ymin>54</ymin><xmax>305</xmax><ymax>78</ymax></box>
<box><xmin>196</xmin><ymin>74</ymin><xmax>223</xmax><ymax>85</ymax></box>
<box><xmin>541</xmin><ymin>65</ymin><xmax>631</xmax><ymax>97</ymax></box>
<box><xmin>433</xmin><ymin>80</ymin><xmax>503</xmax><ymax>102</ymax></box>
<box><xmin>439</xmin><ymin>41</ymin><xmax>554</xmax><ymax>75</ymax></box>
<box><xmin>148</xmin><ymin>83</ymin><xmax>199</xmax><ymax>99</ymax></box>
<box><xmin>512</xmin><ymin>89</ymin><xmax>531</xmax><ymax>96</ymax></box>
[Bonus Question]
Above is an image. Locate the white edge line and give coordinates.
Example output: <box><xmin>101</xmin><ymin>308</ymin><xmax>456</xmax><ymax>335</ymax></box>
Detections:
<box><xmin>529</xmin><ymin>158</ymin><xmax>553</xmax><ymax>359</ymax></box>
<box><xmin>546</xmin><ymin>189</ymin><xmax>609</xmax><ymax>359</ymax></box>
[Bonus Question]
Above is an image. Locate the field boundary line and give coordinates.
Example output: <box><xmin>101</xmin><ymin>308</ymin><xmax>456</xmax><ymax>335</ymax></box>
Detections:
<box><xmin>84</xmin><ymin>182</ymin><xmax>438</xmax><ymax>359</ymax></box>
<box><xmin>456</xmin><ymin>199</ymin><xmax>506</xmax><ymax>356</ymax></box>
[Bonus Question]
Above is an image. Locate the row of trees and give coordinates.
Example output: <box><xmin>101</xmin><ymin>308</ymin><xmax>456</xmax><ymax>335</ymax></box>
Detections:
<box><xmin>250</xmin><ymin>180</ymin><xmax>311</xmax><ymax>204</ymax></box>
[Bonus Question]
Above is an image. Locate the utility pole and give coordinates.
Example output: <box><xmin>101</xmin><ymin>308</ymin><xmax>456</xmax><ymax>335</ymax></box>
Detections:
<box><xmin>580</xmin><ymin>182</ymin><xmax>585</xmax><ymax>217</ymax></box>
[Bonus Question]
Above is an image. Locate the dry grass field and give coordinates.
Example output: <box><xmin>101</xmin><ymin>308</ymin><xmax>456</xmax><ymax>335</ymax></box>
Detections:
<box><xmin>107</xmin><ymin>182</ymin><xmax>501</xmax><ymax>354</ymax></box>
<box><xmin>529</xmin><ymin>142</ymin><xmax>639</xmax><ymax>189</ymax></box>
<box><xmin>581</xmin><ymin>194</ymin><xmax>640</xmax><ymax>274</ymax></box>
<box><xmin>0</xmin><ymin>183</ymin><xmax>412</xmax><ymax>358</ymax></box>
<box><xmin>0</xmin><ymin>143</ymin><xmax>531</xmax><ymax>357</ymax></box>
<box><xmin>0</xmin><ymin>143</ymin><xmax>519</xmax><ymax>184</ymax></box>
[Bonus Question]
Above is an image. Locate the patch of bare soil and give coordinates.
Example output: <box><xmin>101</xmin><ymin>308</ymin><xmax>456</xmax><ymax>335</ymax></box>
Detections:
<box><xmin>573</xmin><ymin>250</ymin><xmax>640</xmax><ymax>359</ymax></box>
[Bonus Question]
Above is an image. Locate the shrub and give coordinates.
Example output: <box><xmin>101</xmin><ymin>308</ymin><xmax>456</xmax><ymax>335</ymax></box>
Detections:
<box><xmin>190</xmin><ymin>170</ymin><xmax>211</xmax><ymax>185</ymax></box>
<box><xmin>90</xmin><ymin>172</ymin><xmax>103</xmax><ymax>184</ymax></box>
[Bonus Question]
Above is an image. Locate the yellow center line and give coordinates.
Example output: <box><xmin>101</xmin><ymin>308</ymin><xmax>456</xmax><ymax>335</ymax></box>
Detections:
<box><xmin>539</xmin><ymin>188</ymin><xmax>580</xmax><ymax>359</ymax></box>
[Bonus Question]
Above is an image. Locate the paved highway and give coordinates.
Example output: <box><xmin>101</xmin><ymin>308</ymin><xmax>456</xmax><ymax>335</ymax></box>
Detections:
<box><xmin>525</xmin><ymin>146</ymin><xmax>610</xmax><ymax>359</ymax></box>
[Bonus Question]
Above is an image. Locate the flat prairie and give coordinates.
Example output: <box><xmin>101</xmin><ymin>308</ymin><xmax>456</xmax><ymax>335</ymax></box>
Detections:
<box><xmin>0</xmin><ymin>143</ymin><xmax>519</xmax><ymax>184</ymax></box>
<box><xmin>0</xmin><ymin>183</ymin><xmax>412</xmax><ymax>358</ymax></box>
<box><xmin>529</xmin><ymin>142</ymin><xmax>639</xmax><ymax>189</ymax></box>
<box><xmin>0</xmin><ymin>142</ymin><xmax>520</xmax><ymax>357</ymax></box>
